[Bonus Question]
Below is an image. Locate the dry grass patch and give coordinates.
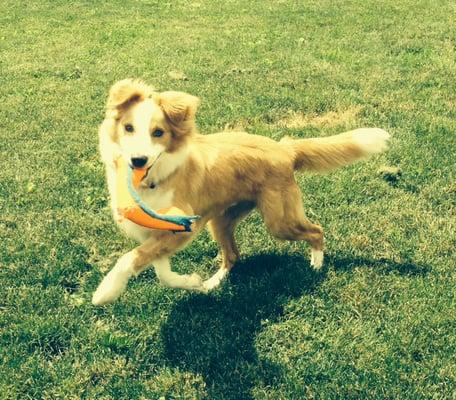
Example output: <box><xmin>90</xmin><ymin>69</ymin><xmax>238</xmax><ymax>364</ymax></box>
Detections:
<box><xmin>276</xmin><ymin>106</ymin><xmax>362</xmax><ymax>129</ymax></box>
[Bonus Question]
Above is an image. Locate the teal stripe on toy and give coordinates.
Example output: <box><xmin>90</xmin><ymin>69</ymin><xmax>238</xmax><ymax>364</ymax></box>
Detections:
<box><xmin>127</xmin><ymin>166</ymin><xmax>200</xmax><ymax>232</ymax></box>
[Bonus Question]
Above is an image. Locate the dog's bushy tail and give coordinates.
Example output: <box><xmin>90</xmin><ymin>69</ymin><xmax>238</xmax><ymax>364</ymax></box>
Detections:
<box><xmin>280</xmin><ymin>128</ymin><xmax>390</xmax><ymax>173</ymax></box>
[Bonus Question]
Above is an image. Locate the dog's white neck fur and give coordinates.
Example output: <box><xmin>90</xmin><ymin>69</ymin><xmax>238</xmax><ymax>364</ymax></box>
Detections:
<box><xmin>146</xmin><ymin>144</ymin><xmax>190</xmax><ymax>185</ymax></box>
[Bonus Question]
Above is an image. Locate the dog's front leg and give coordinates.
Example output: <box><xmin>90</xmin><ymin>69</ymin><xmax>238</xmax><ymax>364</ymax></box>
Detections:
<box><xmin>92</xmin><ymin>227</ymin><xmax>205</xmax><ymax>306</ymax></box>
<box><xmin>91</xmin><ymin>251</ymin><xmax>205</xmax><ymax>306</ymax></box>
<box><xmin>92</xmin><ymin>250</ymin><xmax>139</xmax><ymax>306</ymax></box>
<box><xmin>153</xmin><ymin>257</ymin><xmax>205</xmax><ymax>291</ymax></box>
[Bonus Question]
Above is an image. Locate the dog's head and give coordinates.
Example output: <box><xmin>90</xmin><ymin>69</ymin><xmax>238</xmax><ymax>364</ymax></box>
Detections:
<box><xmin>105</xmin><ymin>79</ymin><xmax>199</xmax><ymax>169</ymax></box>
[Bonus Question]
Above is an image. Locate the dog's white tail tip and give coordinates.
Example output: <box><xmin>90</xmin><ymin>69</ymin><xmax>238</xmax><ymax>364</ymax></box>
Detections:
<box><xmin>352</xmin><ymin>128</ymin><xmax>390</xmax><ymax>154</ymax></box>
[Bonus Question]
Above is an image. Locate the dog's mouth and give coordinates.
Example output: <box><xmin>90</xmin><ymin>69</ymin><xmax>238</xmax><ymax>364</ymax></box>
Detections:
<box><xmin>131</xmin><ymin>152</ymin><xmax>163</xmax><ymax>187</ymax></box>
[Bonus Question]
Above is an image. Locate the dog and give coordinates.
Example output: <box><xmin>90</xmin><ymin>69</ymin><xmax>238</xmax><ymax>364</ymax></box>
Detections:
<box><xmin>92</xmin><ymin>79</ymin><xmax>390</xmax><ymax>305</ymax></box>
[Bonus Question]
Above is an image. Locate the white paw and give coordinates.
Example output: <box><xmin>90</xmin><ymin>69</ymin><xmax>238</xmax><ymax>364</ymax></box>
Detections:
<box><xmin>92</xmin><ymin>251</ymin><xmax>137</xmax><ymax>305</ymax></box>
<box><xmin>185</xmin><ymin>273</ymin><xmax>205</xmax><ymax>292</ymax></box>
<box><xmin>310</xmin><ymin>249</ymin><xmax>324</xmax><ymax>270</ymax></box>
<box><xmin>92</xmin><ymin>266</ymin><xmax>132</xmax><ymax>306</ymax></box>
<box><xmin>203</xmin><ymin>268</ymin><xmax>229</xmax><ymax>291</ymax></box>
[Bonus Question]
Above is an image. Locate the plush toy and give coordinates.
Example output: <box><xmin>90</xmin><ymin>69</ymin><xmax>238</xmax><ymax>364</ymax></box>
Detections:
<box><xmin>115</xmin><ymin>158</ymin><xmax>199</xmax><ymax>232</ymax></box>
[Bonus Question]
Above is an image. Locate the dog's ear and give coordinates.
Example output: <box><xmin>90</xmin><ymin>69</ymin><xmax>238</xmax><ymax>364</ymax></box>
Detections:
<box><xmin>106</xmin><ymin>79</ymin><xmax>153</xmax><ymax>117</ymax></box>
<box><xmin>157</xmin><ymin>91</ymin><xmax>200</xmax><ymax>125</ymax></box>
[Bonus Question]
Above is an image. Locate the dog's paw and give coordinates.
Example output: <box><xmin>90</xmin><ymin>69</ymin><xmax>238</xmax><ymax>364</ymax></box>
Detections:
<box><xmin>310</xmin><ymin>249</ymin><xmax>324</xmax><ymax>270</ymax></box>
<box><xmin>92</xmin><ymin>271</ymin><xmax>129</xmax><ymax>306</ymax></box>
<box><xmin>186</xmin><ymin>273</ymin><xmax>206</xmax><ymax>292</ymax></box>
<box><xmin>203</xmin><ymin>267</ymin><xmax>229</xmax><ymax>292</ymax></box>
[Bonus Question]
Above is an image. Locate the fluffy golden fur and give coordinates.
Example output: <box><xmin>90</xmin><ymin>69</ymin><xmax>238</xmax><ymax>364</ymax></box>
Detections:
<box><xmin>92</xmin><ymin>79</ymin><xmax>390</xmax><ymax>305</ymax></box>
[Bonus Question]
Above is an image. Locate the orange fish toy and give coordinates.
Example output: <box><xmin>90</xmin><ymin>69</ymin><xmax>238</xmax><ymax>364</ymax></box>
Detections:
<box><xmin>115</xmin><ymin>157</ymin><xmax>199</xmax><ymax>232</ymax></box>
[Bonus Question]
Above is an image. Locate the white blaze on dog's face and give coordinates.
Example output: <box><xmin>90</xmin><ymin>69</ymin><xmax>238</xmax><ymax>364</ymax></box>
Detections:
<box><xmin>106</xmin><ymin>79</ymin><xmax>200</xmax><ymax>172</ymax></box>
<box><xmin>117</xmin><ymin>98</ymin><xmax>168</xmax><ymax>168</ymax></box>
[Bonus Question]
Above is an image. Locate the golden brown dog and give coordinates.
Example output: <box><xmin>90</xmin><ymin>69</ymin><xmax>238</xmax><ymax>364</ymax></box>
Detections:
<box><xmin>92</xmin><ymin>79</ymin><xmax>390</xmax><ymax>305</ymax></box>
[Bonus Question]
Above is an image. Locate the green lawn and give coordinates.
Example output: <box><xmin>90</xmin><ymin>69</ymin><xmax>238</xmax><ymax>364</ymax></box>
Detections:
<box><xmin>1</xmin><ymin>1</ymin><xmax>455</xmax><ymax>398</ymax></box>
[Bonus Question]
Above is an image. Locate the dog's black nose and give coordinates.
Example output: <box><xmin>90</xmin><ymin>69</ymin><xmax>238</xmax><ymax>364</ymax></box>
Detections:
<box><xmin>131</xmin><ymin>156</ymin><xmax>148</xmax><ymax>168</ymax></box>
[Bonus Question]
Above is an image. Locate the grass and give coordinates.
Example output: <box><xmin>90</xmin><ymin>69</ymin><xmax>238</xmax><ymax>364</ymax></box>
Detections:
<box><xmin>1</xmin><ymin>0</ymin><xmax>455</xmax><ymax>398</ymax></box>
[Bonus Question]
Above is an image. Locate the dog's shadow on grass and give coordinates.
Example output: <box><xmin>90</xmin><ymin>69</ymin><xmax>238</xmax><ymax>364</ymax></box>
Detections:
<box><xmin>329</xmin><ymin>254</ymin><xmax>431</xmax><ymax>276</ymax></box>
<box><xmin>160</xmin><ymin>252</ymin><xmax>430</xmax><ymax>399</ymax></box>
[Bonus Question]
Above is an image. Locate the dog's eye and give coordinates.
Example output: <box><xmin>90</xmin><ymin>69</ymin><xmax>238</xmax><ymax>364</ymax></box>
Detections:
<box><xmin>124</xmin><ymin>124</ymin><xmax>134</xmax><ymax>133</ymax></box>
<box><xmin>152</xmin><ymin>129</ymin><xmax>164</xmax><ymax>138</ymax></box>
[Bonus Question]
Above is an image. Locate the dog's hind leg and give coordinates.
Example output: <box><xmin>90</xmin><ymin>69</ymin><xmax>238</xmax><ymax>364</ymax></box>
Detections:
<box><xmin>205</xmin><ymin>201</ymin><xmax>254</xmax><ymax>290</ymax></box>
<box><xmin>258</xmin><ymin>183</ymin><xmax>324</xmax><ymax>269</ymax></box>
